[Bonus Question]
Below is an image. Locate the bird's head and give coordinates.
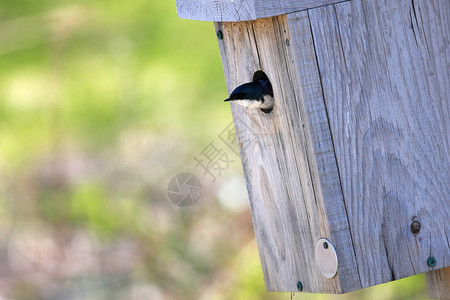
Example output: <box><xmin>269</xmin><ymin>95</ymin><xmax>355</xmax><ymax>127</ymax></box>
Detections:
<box><xmin>224</xmin><ymin>72</ymin><xmax>274</xmax><ymax>110</ymax></box>
<box><xmin>224</xmin><ymin>82</ymin><xmax>258</xmax><ymax>102</ymax></box>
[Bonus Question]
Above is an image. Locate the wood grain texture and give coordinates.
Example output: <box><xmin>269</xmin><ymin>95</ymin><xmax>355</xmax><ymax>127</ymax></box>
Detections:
<box><xmin>308</xmin><ymin>0</ymin><xmax>450</xmax><ymax>289</ymax></box>
<box><xmin>211</xmin><ymin>0</ymin><xmax>448</xmax><ymax>293</ymax></box>
<box><xmin>285</xmin><ymin>12</ymin><xmax>361</xmax><ymax>292</ymax></box>
<box><xmin>426</xmin><ymin>267</ymin><xmax>450</xmax><ymax>299</ymax></box>
<box><xmin>215</xmin><ymin>14</ymin><xmax>360</xmax><ymax>293</ymax></box>
<box><xmin>176</xmin><ymin>0</ymin><xmax>348</xmax><ymax>22</ymax></box>
<box><xmin>255</xmin><ymin>0</ymin><xmax>348</xmax><ymax>20</ymax></box>
<box><xmin>177</xmin><ymin>0</ymin><xmax>255</xmax><ymax>22</ymax></box>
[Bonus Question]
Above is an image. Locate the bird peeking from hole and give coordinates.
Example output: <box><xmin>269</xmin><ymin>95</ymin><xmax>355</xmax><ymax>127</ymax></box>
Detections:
<box><xmin>224</xmin><ymin>71</ymin><xmax>273</xmax><ymax>112</ymax></box>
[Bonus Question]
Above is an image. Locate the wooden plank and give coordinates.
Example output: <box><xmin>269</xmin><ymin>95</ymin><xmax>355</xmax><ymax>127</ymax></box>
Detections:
<box><xmin>285</xmin><ymin>12</ymin><xmax>361</xmax><ymax>293</ymax></box>
<box><xmin>308</xmin><ymin>0</ymin><xmax>450</xmax><ymax>289</ymax></box>
<box><xmin>176</xmin><ymin>0</ymin><xmax>348</xmax><ymax>22</ymax></box>
<box><xmin>426</xmin><ymin>267</ymin><xmax>450</xmax><ymax>299</ymax></box>
<box><xmin>215</xmin><ymin>16</ymin><xmax>331</xmax><ymax>293</ymax></box>
<box><xmin>214</xmin><ymin>13</ymin><xmax>360</xmax><ymax>293</ymax></box>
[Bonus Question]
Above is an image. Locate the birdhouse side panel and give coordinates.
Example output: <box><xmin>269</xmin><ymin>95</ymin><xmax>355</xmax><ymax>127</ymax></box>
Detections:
<box><xmin>215</xmin><ymin>14</ymin><xmax>361</xmax><ymax>293</ymax></box>
<box><xmin>307</xmin><ymin>0</ymin><xmax>450</xmax><ymax>288</ymax></box>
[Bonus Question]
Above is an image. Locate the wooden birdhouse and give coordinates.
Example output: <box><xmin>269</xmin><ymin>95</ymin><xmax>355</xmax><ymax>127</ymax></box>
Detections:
<box><xmin>176</xmin><ymin>0</ymin><xmax>450</xmax><ymax>298</ymax></box>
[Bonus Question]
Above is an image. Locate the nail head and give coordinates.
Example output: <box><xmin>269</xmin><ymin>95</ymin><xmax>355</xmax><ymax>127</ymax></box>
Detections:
<box><xmin>216</xmin><ymin>30</ymin><xmax>223</xmax><ymax>40</ymax></box>
<box><xmin>410</xmin><ymin>221</ymin><xmax>421</xmax><ymax>234</ymax></box>
<box><xmin>296</xmin><ymin>281</ymin><xmax>303</xmax><ymax>291</ymax></box>
<box><xmin>427</xmin><ymin>257</ymin><xmax>436</xmax><ymax>267</ymax></box>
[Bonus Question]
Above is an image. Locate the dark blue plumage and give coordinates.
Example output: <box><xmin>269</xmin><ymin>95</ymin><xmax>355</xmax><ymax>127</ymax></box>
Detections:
<box><xmin>224</xmin><ymin>77</ymin><xmax>274</xmax><ymax>110</ymax></box>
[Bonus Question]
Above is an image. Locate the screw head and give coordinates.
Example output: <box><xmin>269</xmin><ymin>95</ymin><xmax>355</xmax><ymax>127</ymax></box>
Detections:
<box><xmin>323</xmin><ymin>242</ymin><xmax>328</xmax><ymax>249</ymax></box>
<box><xmin>285</xmin><ymin>39</ymin><xmax>290</xmax><ymax>47</ymax></box>
<box><xmin>410</xmin><ymin>221</ymin><xmax>421</xmax><ymax>234</ymax></box>
<box><xmin>216</xmin><ymin>30</ymin><xmax>223</xmax><ymax>40</ymax></box>
<box><xmin>427</xmin><ymin>257</ymin><xmax>436</xmax><ymax>267</ymax></box>
<box><xmin>296</xmin><ymin>281</ymin><xmax>303</xmax><ymax>292</ymax></box>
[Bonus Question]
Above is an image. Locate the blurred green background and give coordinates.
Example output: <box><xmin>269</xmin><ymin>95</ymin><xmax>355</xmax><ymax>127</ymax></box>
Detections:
<box><xmin>0</xmin><ymin>1</ymin><xmax>429</xmax><ymax>299</ymax></box>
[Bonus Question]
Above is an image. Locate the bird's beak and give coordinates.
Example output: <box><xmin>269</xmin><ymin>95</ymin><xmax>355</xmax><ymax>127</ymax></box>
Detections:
<box><xmin>224</xmin><ymin>98</ymin><xmax>232</xmax><ymax>102</ymax></box>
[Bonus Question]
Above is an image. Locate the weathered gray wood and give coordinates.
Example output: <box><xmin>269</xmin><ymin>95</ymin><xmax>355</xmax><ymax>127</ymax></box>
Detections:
<box><xmin>193</xmin><ymin>0</ymin><xmax>450</xmax><ymax>294</ymax></box>
<box><xmin>256</xmin><ymin>0</ymin><xmax>349</xmax><ymax>20</ymax></box>
<box><xmin>307</xmin><ymin>0</ymin><xmax>450</xmax><ymax>289</ymax></box>
<box><xmin>426</xmin><ymin>267</ymin><xmax>450</xmax><ymax>299</ymax></box>
<box><xmin>177</xmin><ymin>0</ymin><xmax>348</xmax><ymax>22</ymax></box>
<box><xmin>285</xmin><ymin>12</ymin><xmax>361</xmax><ymax>292</ymax></box>
<box><xmin>177</xmin><ymin>0</ymin><xmax>255</xmax><ymax>22</ymax></box>
<box><xmin>215</xmin><ymin>13</ymin><xmax>360</xmax><ymax>293</ymax></box>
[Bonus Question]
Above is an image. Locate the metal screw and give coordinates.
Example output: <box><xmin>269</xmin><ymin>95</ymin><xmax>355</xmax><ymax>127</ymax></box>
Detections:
<box><xmin>216</xmin><ymin>30</ymin><xmax>223</xmax><ymax>40</ymax></box>
<box><xmin>323</xmin><ymin>242</ymin><xmax>328</xmax><ymax>249</ymax></box>
<box><xmin>286</xmin><ymin>39</ymin><xmax>290</xmax><ymax>47</ymax></box>
<box><xmin>296</xmin><ymin>281</ymin><xmax>303</xmax><ymax>292</ymax></box>
<box><xmin>410</xmin><ymin>221</ymin><xmax>421</xmax><ymax>234</ymax></box>
<box><xmin>427</xmin><ymin>257</ymin><xmax>436</xmax><ymax>267</ymax></box>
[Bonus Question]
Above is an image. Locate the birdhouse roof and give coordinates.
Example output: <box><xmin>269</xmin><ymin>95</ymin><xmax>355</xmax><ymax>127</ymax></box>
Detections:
<box><xmin>176</xmin><ymin>0</ymin><xmax>347</xmax><ymax>22</ymax></box>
